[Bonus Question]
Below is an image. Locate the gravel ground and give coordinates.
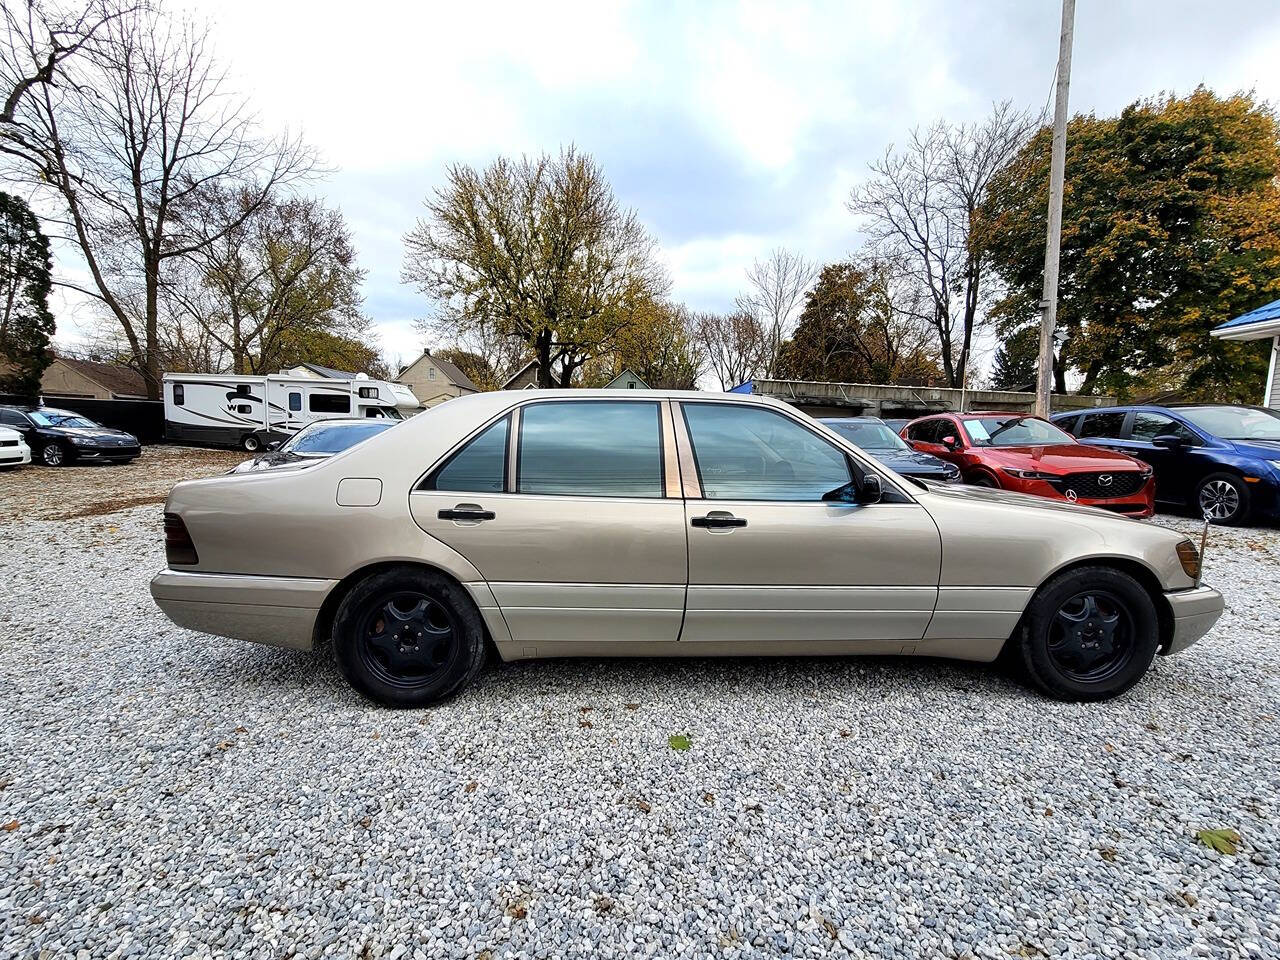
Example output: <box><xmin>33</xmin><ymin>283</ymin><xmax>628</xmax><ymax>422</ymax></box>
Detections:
<box><xmin>2</xmin><ymin>476</ymin><xmax>1279</xmax><ymax>958</ymax></box>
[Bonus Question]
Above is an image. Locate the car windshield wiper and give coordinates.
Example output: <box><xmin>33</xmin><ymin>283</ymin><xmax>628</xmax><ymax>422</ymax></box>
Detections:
<box><xmin>985</xmin><ymin>416</ymin><xmax>1028</xmax><ymax>443</ymax></box>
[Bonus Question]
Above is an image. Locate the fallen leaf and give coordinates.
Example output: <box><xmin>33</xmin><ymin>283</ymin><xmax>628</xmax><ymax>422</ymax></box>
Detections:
<box><xmin>635</xmin><ymin>799</ymin><xmax>651</xmax><ymax>813</ymax></box>
<box><xmin>464</xmin><ymin>781</ymin><xmax>478</xmax><ymax>794</ymax></box>
<box><xmin>668</xmin><ymin>733</ymin><xmax>692</xmax><ymax>752</ymax></box>
<box><xmin>579</xmin><ymin>706</ymin><xmax>593</xmax><ymax>714</ymax></box>
<box><xmin>214</xmin><ymin>741</ymin><xmax>231</xmax><ymax>751</ymax></box>
<box><xmin>1043</xmin><ymin>808</ymin><xmax>1053</xmax><ymax>817</ymax></box>
<box><xmin>1099</xmin><ymin>846</ymin><xmax>1118</xmax><ymax>862</ymax></box>
<box><xmin>1196</xmin><ymin>828</ymin><xmax>1241</xmax><ymax>855</ymax></box>
<box><xmin>1</xmin><ymin>820</ymin><xmax>16</xmax><ymax>831</ymax></box>
<box><xmin>1104</xmin><ymin>743</ymin><xmax>1115</xmax><ymax>753</ymax></box>
<box><xmin>358</xmin><ymin>816</ymin><xmax>372</xmax><ymax>829</ymax></box>
<box><xmin>507</xmin><ymin>903</ymin><xmax>527</xmax><ymax>920</ymax></box>
<box><xmin>702</xmin><ymin>792</ymin><xmax>715</xmax><ymax>804</ymax></box>
<box><xmin>578</xmin><ymin>719</ymin><xmax>593</xmax><ymax>729</ymax></box>
<box><xmin>371</xmin><ymin>732</ymin><xmax>381</xmax><ymax>740</ymax></box>
<box><xmin>838</xmin><ymin>729</ymin><xmax>851</xmax><ymax>738</ymax></box>
<box><xmin>234</xmin><ymin>726</ymin><xmax>247</xmax><ymax>734</ymax></box>
<box><xmin>624</xmin><ymin>703</ymin><xmax>639</xmax><ymax>711</ymax></box>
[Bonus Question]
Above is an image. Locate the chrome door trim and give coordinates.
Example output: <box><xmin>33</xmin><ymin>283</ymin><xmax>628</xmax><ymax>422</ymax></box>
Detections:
<box><xmin>660</xmin><ymin>400</ymin><xmax>683</xmax><ymax>499</ymax></box>
<box><xmin>669</xmin><ymin>401</ymin><xmax>702</xmax><ymax>499</ymax></box>
<box><xmin>505</xmin><ymin>405</ymin><xmax>521</xmax><ymax>493</ymax></box>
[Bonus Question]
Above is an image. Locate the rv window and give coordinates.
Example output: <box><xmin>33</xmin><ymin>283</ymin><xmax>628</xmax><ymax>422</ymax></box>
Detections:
<box><xmin>236</xmin><ymin>404</ymin><xmax>252</xmax><ymax>414</ymax></box>
<box><xmin>288</xmin><ymin>392</ymin><xmax>302</xmax><ymax>412</ymax></box>
<box><xmin>173</xmin><ymin>384</ymin><xmax>185</xmax><ymax>406</ymax></box>
<box><xmin>358</xmin><ymin>386</ymin><xmax>378</xmax><ymax>399</ymax></box>
<box><xmin>235</xmin><ymin>385</ymin><xmax>250</xmax><ymax>397</ymax></box>
<box><xmin>309</xmin><ymin>393</ymin><xmax>351</xmax><ymax>414</ymax></box>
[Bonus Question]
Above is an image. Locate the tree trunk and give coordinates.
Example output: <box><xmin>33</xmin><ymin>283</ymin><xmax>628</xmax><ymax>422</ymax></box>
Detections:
<box><xmin>535</xmin><ymin>329</ymin><xmax>554</xmax><ymax>389</ymax></box>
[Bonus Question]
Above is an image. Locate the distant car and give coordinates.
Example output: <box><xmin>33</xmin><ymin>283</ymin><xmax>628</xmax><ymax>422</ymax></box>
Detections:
<box><xmin>0</xmin><ymin>425</ymin><xmax>31</xmax><ymax>469</ymax></box>
<box><xmin>1051</xmin><ymin>404</ymin><xmax>1280</xmax><ymax>526</ymax></box>
<box><xmin>820</xmin><ymin>417</ymin><xmax>960</xmax><ymax>483</ymax></box>
<box><xmin>229</xmin><ymin>417</ymin><xmax>398</xmax><ymax>474</ymax></box>
<box><xmin>879</xmin><ymin>418</ymin><xmax>914</xmax><ymax>435</ymax></box>
<box><xmin>0</xmin><ymin>405</ymin><xmax>140</xmax><ymax>467</ymax></box>
<box><xmin>902</xmin><ymin>411</ymin><xmax>1155</xmax><ymax>517</ymax></box>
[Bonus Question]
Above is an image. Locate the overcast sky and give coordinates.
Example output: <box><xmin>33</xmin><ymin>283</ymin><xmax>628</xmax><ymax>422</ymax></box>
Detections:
<box><xmin>52</xmin><ymin>0</ymin><xmax>1280</xmax><ymax>372</ymax></box>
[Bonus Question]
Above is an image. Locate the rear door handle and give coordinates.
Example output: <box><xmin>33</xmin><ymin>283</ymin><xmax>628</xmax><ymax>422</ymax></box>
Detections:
<box><xmin>691</xmin><ymin>513</ymin><xmax>747</xmax><ymax>529</ymax></box>
<box><xmin>438</xmin><ymin>507</ymin><xmax>495</xmax><ymax>522</ymax></box>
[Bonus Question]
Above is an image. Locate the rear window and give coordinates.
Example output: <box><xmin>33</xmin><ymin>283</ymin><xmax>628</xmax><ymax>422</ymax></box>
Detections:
<box><xmin>1077</xmin><ymin>411</ymin><xmax>1126</xmax><ymax>439</ymax></box>
<box><xmin>284</xmin><ymin>421</ymin><xmax>393</xmax><ymax>454</ymax></box>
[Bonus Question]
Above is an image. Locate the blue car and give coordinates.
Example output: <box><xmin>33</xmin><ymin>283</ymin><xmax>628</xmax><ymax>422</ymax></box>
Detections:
<box><xmin>820</xmin><ymin>416</ymin><xmax>961</xmax><ymax>484</ymax></box>
<box><xmin>1050</xmin><ymin>404</ymin><xmax>1280</xmax><ymax>525</ymax></box>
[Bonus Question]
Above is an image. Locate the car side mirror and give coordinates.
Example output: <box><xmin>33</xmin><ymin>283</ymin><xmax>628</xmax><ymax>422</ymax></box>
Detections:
<box><xmin>941</xmin><ymin>435</ymin><xmax>960</xmax><ymax>451</ymax></box>
<box><xmin>1151</xmin><ymin>434</ymin><xmax>1183</xmax><ymax>449</ymax></box>
<box><xmin>267</xmin><ymin>440</ymin><xmax>282</xmax><ymax>450</ymax></box>
<box><xmin>859</xmin><ymin>473</ymin><xmax>883</xmax><ymax>504</ymax></box>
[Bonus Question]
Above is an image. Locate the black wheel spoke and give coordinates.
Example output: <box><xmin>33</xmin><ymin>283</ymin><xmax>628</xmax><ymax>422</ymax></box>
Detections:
<box><xmin>357</xmin><ymin>590</ymin><xmax>459</xmax><ymax>689</ymax></box>
<box><xmin>1046</xmin><ymin>589</ymin><xmax>1136</xmax><ymax>684</ymax></box>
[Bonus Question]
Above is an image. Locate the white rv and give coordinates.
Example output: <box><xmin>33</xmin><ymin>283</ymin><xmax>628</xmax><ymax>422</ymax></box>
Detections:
<box><xmin>162</xmin><ymin>373</ymin><xmax>420</xmax><ymax>450</ymax></box>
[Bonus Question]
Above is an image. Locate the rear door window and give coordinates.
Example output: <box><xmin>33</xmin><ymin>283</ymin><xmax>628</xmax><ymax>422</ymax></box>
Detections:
<box><xmin>426</xmin><ymin>416</ymin><xmax>509</xmax><ymax>493</ymax></box>
<box><xmin>1078</xmin><ymin>411</ymin><xmax>1126</xmax><ymax>439</ymax></box>
<box><xmin>1131</xmin><ymin>412</ymin><xmax>1198</xmax><ymax>445</ymax></box>
<box><xmin>518</xmin><ymin>401</ymin><xmax>664</xmax><ymax>498</ymax></box>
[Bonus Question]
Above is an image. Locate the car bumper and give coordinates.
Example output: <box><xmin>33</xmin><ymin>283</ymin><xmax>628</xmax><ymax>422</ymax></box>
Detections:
<box><xmin>150</xmin><ymin>569</ymin><xmax>334</xmax><ymax>651</ymax></box>
<box><xmin>72</xmin><ymin>444</ymin><xmax>141</xmax><ymax>461</ymax></box>
<box><xmin>0</xmin><ymin>443</ymin><xmax>31</xmax><ymax>465</ymax></box>
<box><xmin>1161</xmin><ymin>585</ymin><xmax>1224</xmax><ymax>656</ymax></box>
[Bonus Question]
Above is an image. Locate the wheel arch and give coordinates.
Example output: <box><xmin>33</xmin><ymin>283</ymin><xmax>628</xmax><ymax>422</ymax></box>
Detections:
<box><xmin>312</xmin><ymin>559</ymin><xmax>499</xmax><ymax>652</ymax></box>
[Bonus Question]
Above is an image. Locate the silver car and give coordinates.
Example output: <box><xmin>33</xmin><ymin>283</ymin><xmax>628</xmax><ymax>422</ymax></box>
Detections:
<box><xmin>152</xmin><ymin>390</ymin><xmax>1223</xmax><ymax>707</ymax></box>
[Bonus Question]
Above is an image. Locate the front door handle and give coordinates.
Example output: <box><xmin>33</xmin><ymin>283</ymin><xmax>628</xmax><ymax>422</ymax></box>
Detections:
<box><xmin>691</xmin><ymin>513</ymin><xmax>747</xmax><ymax>529</ymax></box>
<box><xmin>438</xmin><ymin>506</ymin><xmax>496</xmax><ymax>522</ymax></box>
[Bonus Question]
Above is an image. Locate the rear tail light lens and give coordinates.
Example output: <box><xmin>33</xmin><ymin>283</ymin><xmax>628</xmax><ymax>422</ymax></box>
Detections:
<box><xmin>164</xmin><ymin>512</ymin><xmax>199</xmax><ymax>566</ymax></box>
<box><xmin>1176</xmin><ymin>539</ymin><xmax>1201</xmax><ymax>580</ymax></box>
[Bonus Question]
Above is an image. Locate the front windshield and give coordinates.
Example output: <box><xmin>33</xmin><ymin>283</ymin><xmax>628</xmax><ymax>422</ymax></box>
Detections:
<box><xmin>1178</xmin><ymin>406</ymin><xmax>1280</xmax><ymax>441</ymax></box>
<box><xmin>964</xmin><ymin>416</ymin><xmax>1074</xmax><ymax>447</ymax></box>
<box><xmin>826</xmin><ymin>421</ymin><xmax>909</xmax><ymax>451</ymax></box>
<box><xmin>29</xmin><ymin>410</ymin><xmax>97</xmax><ymax>429</ymax></box>
<box><xmin>282</xmin><ymin>421</ymin><xmax>393</xmax><ymax>454</ymax></box>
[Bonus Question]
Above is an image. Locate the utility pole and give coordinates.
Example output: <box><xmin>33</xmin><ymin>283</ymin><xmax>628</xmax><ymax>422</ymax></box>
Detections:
<box><xmin>1035</xmin><ymin>0</ymin><xmax>1076</xmax><ymax>418</ymax></box>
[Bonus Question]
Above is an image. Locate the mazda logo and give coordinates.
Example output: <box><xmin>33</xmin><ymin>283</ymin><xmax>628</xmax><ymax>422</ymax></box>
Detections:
<box><xmin>1098</xmin><ymin>474</ymin><xmax>1113</xmax><ymax>487</ymax></box>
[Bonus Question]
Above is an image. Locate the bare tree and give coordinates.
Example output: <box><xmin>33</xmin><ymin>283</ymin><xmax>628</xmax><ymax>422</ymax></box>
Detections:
<box><xmin>735</xmin><ymin>247</ymin><xmax>815</xmax><ymax>378</ymax></box>
<box><xmin>403</xmin><ymin>147</ymin><xmax>668</xmax><ymax>389</ymax></box>
<box><xmin>848</xmin><ymin>101</ymin><xmax>1038</xmax><ymax>388</ymax></box>
<box><xmin>693</xmin><ymin>309</ymin><xmax>765</xmax><ymax>390</ymax></box>
<box><xmin>2</xmin><ymin>2</ymin><xmax>315</xmax><ymax>396</ymax></box>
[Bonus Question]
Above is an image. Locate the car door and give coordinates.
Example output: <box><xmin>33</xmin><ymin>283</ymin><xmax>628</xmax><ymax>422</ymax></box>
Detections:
<box><xmin>1074</xmin><ymin>409</ymin><xmax>1130</xmax><ymax>453</ymax></box>
<box><xmin>409</xmin><ymin>398</ymin><xmax>687</xmax><ymax>646</ymax></box>
<box><xmin>1126</xmin><ymin>410</ymin><xmax>1203</xmax><ymax>505</ymax></box>
<box><xmin>674</xmin><ymin>400</ymin><xmax>942</xmax><ymax>646</ymax></box>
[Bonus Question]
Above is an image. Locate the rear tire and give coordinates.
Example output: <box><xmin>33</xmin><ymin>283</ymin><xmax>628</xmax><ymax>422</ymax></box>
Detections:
<box><xmin>332</xmin><ymin>567</ymin><xmax>488</xmax><ymax>708</ymax></box>
<box><xmin>1195</xmin><ymin>472</ymin><xmax>1249</xmax><ymax>526</ymax></box>
<box><xmin>241</xmin><ymin>433</ymin><xmax>262</xmax><ymax>452</ymax></box>
<box><xmin>1015</xmin><ymin>566</ymin><xmax>1160</xmax><ymax>702</ymax></box>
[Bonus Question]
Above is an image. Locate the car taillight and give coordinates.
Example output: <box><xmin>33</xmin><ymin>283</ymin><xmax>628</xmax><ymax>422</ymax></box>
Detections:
<box><xmin>164</xmin><ymin>512</ymin><xmax>198</xmax><ymax>566</ymax></box>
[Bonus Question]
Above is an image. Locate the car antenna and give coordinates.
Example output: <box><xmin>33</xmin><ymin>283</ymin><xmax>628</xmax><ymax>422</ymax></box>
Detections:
<box><xmin>1197</xmin><ymin>509</ymin><xmax>1213</xmax><ymax>589</ymax></box>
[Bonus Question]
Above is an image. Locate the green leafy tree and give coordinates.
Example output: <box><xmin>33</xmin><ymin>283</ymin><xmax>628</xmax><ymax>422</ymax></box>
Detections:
<box><xmin>434</xmin><ymin>347</ymin><xmax>498</xmax><ymax>391</ymax></box>
<box><xmin>989</xmin><ymin>326</ymin><xmax>1040</xmax><ymax>390</ymax></box>
<box><xmin>403</xmin><ymin>147</ymin><xmax>668</xmax><ymax>388</ymax></box>
<box><xmin>775</xmin><ymin>258</ymin><xmax>940</xmax><ymax>385</ymax></box>
<box><xmin>976</xmin><ymin>87</ymin><xmax>1280</xmax><ymax>401</ymax></box>
<box><xmin>0</xmin><ymin>191</ymin><xmax>54</xmax><ymax>395</ymax></box>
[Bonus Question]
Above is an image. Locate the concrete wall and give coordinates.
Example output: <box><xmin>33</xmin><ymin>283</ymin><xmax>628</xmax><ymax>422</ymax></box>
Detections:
<box><xmin>750</xmin><ymin>379</ymin><xmax>1115</xmax><ymax>419</ymax></box>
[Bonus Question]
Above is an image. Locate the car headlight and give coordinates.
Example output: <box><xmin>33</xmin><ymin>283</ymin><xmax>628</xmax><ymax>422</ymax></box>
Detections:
<box><xmin>1138</xmin><ymin>464</ymin><xmax>1153</xmax><ymax>477</ymax></box>
<box><xmin>1001</xmin><ymin>467</ymin><xmax>1056</xmax><ymax>480</ymax></box>
<box><xmin>1176</xmin><ymin>539</ymin><xmax>1201</xmax><ymax>580</ymax></box>
<box><xmin>69</xmin><ymin>437</ymin><xmax>95</xmax><ymax>446</ymax></box>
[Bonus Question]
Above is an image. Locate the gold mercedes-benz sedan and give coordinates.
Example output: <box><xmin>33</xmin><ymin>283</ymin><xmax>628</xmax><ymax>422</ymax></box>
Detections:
<box><xmin>152</xmin><ymin>390</ymin><xmax>1223</xmax><ymax>707</ymax></box>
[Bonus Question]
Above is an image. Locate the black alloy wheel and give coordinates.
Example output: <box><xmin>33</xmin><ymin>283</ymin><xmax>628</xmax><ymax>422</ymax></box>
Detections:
<box><xmin>1014</xmin><ymin>565</ymin><xmax>1159</xmax><ymax>701</ymax></box>
<box><xmin>332</xmin><ymin>567</ymin><xmax>488</xmax><ymax>707</ymax></box>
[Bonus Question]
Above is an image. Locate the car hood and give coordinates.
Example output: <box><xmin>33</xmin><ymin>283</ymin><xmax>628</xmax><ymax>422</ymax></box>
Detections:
<box><xmin>1228</xmin><ymin>439</ymin><xmax>1280</xmax><ymax>460</ymax></box>
<box><xmin>0</xmin><ymin>426</ymin><xmax>22</xmax><ymax>441</ymax></box>
<box><xmin>974</xmin><ymin>443</ymin><xmax>1143</xmax><ymax>472</ymax></box>
<box><xmin>45</xmin><ymin>425</ymin><xmax>136</xmax><ymax>441</ymax></box>
<box><xmin>866</xmin><ymin>448</ymin><xmax>955</xmax><ymax>476</ymax></box>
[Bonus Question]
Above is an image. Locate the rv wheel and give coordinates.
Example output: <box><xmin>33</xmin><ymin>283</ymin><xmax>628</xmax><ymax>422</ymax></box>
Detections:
<box><xmin>241</xmin><ymin>433</ymin><xmax>262</xmax><ymax>452</ymax></box>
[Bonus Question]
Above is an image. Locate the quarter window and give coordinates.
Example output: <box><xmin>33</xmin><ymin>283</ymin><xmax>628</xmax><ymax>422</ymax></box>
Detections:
<box><xmin>518</xmin><ymin>401</ymin><xmax>663</xmax><ymax>498</ymax></box>
<box><xmin>683</xmin><ymin>403</ymin><xmax>849</xmax><ymax>501</ymax></box>
<box><xmin>1078</xmin><ymin>411</ymin><xmax>1126</xmax><ymax>439</ymax></box>
<box><xmin>428</xmin><ymin>416</ymin><xmax>509</xmax><ymax>492</ymax></box>
<box><xmin>309</xmin><ymin>393</ymin><xmax>351</xmax><ymax>414</ymax></box>
<box><xmin>1131</xmin><ymin>412</ymin><xmax>1197</xmax><ymax>444</ymax></box>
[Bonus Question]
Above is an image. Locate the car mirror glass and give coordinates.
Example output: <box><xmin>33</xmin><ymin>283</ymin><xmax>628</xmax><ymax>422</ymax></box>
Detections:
<box><xmin>821</xmin><ymin>480</ymin><xmax>859</xmax><ymax>503</ymax></box>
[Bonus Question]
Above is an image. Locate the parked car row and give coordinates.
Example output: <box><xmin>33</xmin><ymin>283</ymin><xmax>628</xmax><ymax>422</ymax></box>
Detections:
<box><xmin>0</xmin><ymin>404</ymin><xmax>141</xmax><ymax>467</ymax></box>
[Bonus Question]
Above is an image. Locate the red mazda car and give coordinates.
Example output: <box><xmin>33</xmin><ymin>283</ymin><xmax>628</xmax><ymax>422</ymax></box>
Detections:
<box><xmin>901</xmin><ymin>412</ymin><xmax>1156</xmax><ymax>517</ymax></box>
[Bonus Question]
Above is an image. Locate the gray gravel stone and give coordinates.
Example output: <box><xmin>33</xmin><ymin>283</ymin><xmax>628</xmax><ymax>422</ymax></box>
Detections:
<box><xmin>1</xmin><ymin>506</ymin><xmax>1278</xmax><ymax>959</ymax></box>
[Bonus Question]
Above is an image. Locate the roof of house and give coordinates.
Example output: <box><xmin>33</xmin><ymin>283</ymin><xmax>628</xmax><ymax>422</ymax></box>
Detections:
<box><xmin>54</xmin><ymin>357</ymin><xmax>148</xmax><ymax>397</ymax></box>
<box><xmin>1212</xmin><ymin>297</ymin><xmax>1280</xmax><ymax>338</ymax></box>
<box><xmin>398</xmin><ymin>351</ymin><xmax>480</xmax><ymax>392</ymax></box>
<box><xmin>499</xmin><ymin>359</ymin><xmax>540</xmax><ymax>389</ymax></box>
<box><xmin>604</xmin><ymin>368</ymin><xmax>650</xmax><ymax>389</ymax></box>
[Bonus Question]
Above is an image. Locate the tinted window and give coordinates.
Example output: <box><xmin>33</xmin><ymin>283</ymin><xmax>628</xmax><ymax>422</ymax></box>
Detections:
<box><xmin>284</xmin><ymin>421</ymin><xmax>393</xmax><ymax>454</ymax></box>
<box><xmin>1053</xmin><ymin>414</ymin><xmax>1080</xmax><ymax>434</ymax></box>
<box><xmin>1131</xmin><ymin>412</ymin><xmax>1198</xmax><ymax>444</ymax></box>
<box><xmin>0</xmin><ymin>409</ymin><xmax>27</xmax><ymax>426</ymax></box>
<box><xmin>288</xmin><ymin>392</ymin><xmax>302</xmax><ymax>412</ymax></box>
<box><xmin>1077</xmin><ymin>411</ymin><xmax>1126</xmax><ymax>439</ymax></box>
<box><xmin>173</xmin><ymin>383</ymin><xmax>185</xmax><ymax>406</ymax></box>
<box><xmin>906</xmin><ymin>419</ymin><xmax>939</xmax><ymax>443</ymax></box>
<box><xmin>964</xmin><ymin>416</ymin><xmax>1073</xmax><ymax>447</ymax></box>
<box><xmin>235</xmin><ymin>385</ymin><xmax>250</xmax><ymax>396</ymax></box>
<box><xmin>684</xmin><ymin>403</ymin><xmax>849</xmax><ymax>501</ymax></box>
<box><xmin>518</xmin><ymin>402</ymin><xmax>663</xmax><ymax>497</ymax></box>
<box><xmin>431</xmin><ymin>416</ymin><xmax>509</xmax><ymax>492</ymax></box>
<box><xmin>309</xmin><ymin>393</ymin><xmax>351</xmax><ymax>414</ymax></box>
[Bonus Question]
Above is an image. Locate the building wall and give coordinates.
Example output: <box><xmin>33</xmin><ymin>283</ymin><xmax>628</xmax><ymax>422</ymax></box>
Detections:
<box><xmin>1267</xmin><ymin>337</ymin><xmax>1279</xmax><ymax>410</ymax></box>
<box><xmin>397</xmin><ymin>355</ymin><xmax>475</xmax><ymax>408</ymax></box>
<box><xmin>750</xmin><ymin>379</ymin><xmax>1115</xmax><ymax>418</ymax></box>
<box><xmin>41</xmin><ymin>360</ymin><xmax>111</xmax><ymax>400</ymax></box>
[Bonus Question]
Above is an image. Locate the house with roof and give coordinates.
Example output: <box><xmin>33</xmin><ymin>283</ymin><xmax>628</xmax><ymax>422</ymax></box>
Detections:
<box><xmin>396</xmin><ymin>349</ymin><xmax>480</xmax><ymax>408</ymax></box>
<box><xmin>1211</xmin><ymin>297</ymin><xmax>1280</xmax><ymax>409</ymax></box>
<box><xmin>500</xmin><ymin>359</ymin><xmax>541</xmax><ymax>390</ymax></box>
<box><xmin>281</xmin><ymin>362</ymin><xmax>359</xmax><ymax>381</ymax></box>
<box><xmin>40</xmin><ymin>357</ymin><xmax>148</xmax><ymax>400</ymax></box>
<box><xmin>603</xmin><ymin>369</ymin><xmax>650</xmax><ymax>390</ymax></box>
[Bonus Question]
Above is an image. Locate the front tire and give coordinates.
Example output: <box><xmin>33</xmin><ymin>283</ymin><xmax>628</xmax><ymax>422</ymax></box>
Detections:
<box><xmin>968</xmin><ymin>473</ymin><xmax>998</xmax><ymax>488</ymax></box>
<box><xmin>41</xmin><ymin>442</ymin><xmax>69</xmax><ymax>467</ymax></box>
<box><xmin>332</xmin><ymin>567</ymin><xmax>488</xmax><ymax>707</ymax></box>
<box><xmin>1196</xmin><ymin>472</ymin><xmax>1249</xmax><ymax>526</ymax></box>
<box><xmin>1015</xmin><ymin>566</ymin><xmax>1160</xmax><ymax>702</ymax></box>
